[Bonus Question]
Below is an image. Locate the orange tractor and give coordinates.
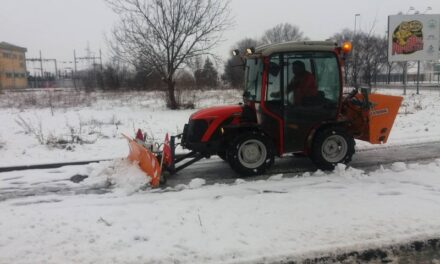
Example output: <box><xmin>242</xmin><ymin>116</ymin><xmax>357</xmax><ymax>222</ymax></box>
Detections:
<box><xmin>125</xmin><ymin>41</ymin><xmax>402</xmax><ymax>187</ymax></box>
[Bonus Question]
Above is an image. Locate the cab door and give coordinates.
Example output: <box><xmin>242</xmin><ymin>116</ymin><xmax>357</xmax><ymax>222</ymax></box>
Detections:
<box><xmin>282</xmin><ymin>52</ymin><xmax>341</xmax><ymax>152</ymax></box>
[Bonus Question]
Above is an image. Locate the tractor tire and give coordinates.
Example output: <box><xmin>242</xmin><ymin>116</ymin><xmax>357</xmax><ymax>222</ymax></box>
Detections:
<box><xmin>311</xmin><ymin>127</ymin><xmax>355</xmax><ymax>171</ymax></box>
<box><xmin>227</xmin><ymin>132</ymin><xmax>274</xmax><ymax>176</ymax></box>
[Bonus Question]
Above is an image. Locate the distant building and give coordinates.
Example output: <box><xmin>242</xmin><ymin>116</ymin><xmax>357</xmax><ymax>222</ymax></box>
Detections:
<box><xmin>0</xmin><ymin>42</ymin><xmax>28</xmax><ymax>89</ymax></box>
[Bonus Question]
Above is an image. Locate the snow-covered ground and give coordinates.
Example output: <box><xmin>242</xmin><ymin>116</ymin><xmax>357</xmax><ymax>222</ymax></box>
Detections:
<box><xmin>0</xmin><ymin>89</ymin><xmax>241</xmax><ymax>167</ymax></box>
<box><xmin>1</xmin><ymin>160</ymin><xmax>440</xmax><ymax>263</ymax></box>
<box><xmin>1</xmin><ymin>88</ymin><xmax>440</xmax><ymax>263</ymax></box>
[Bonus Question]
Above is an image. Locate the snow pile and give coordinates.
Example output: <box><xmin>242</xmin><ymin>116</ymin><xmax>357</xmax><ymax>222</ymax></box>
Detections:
<box><xmin>268</xmin><ymin>173</ymin><xmax>283</xmax><ymax>181</ymax></box>
<box><xmin>84</xmin><ymin>159</ymin><xmax>150</xmax><ymax>194</ymax></box>
<box><xmin>188</xmin><ymin>178</ymin><xmax>206</xmax><ymax>189</ymax></box>
<box><xmin>391</xmin><ymin>162</ymin><xmax>407</xmax><ymax>172</ymax></box>
<box><xmin>333</xmin><ymin>164</ymin><xmax>366</xmax><ymax>179</ymax></box>
<box><xmin>173</xmin><ymin>178</ymin><xmax>207</xmax><ymax>191</ymax></box>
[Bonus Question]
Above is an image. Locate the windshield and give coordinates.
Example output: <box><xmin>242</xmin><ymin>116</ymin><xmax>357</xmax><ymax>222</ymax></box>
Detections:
<box><xmin>243</xmin><ymin>58</ymin><xmax>263</xmax><ymax>101</ymax></box>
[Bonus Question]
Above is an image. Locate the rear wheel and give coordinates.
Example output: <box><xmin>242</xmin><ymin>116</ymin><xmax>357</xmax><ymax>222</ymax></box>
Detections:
<box><xmin>311</xmin><ymin>127</ymin><xmax>355</xmax><ymax>170</ymax></box>
<box><xmin>227</xmin><ymin>132</ymin><xmax>274</xmax><ymax>176</ymax></box>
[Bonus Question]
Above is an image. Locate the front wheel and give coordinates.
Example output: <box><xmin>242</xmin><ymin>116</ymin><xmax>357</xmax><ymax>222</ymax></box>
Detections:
<box><xmin>227</xmin><ymin>132</ymin><xmax>274</xmax><ymax>176</ymax></box>
<box><xmin>311</xmin><ymin>127</ymin><xmax>355</xmax><ymax>170</ymax></box>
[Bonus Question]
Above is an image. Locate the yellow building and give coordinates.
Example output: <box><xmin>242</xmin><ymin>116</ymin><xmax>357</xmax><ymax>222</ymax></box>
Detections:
<box><xmin>0</xmin><ymin>42</ymin><xmax>28</xmax><ymax>89</ymax></box>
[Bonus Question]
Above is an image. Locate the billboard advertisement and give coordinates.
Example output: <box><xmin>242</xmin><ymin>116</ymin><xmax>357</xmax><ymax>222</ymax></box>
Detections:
<box><xmin>388</xmin><ymin>14</ymin><xmax>440</xmax><ymax>62</ymax></box>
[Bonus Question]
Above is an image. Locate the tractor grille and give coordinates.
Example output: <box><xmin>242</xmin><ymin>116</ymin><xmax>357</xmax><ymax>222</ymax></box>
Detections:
<box><xmin>185</xmin><ymin>119</ymin><xmax>208</xmax><ymax>143</ymax></box>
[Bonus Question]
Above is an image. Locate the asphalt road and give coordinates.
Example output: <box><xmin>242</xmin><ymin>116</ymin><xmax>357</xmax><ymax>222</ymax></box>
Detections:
<box><xmin>1</xmin><ymin>140</ymin><xmax>440</xmax><ymax>200</ymax></box>
<box><xmin>165</xmin><ymin>140</ymin><xmax>440</xmax><ymax>187</ymax></box>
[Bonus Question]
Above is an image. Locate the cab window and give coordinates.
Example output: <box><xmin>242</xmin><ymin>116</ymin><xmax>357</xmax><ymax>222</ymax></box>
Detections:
<box><xmin>243</xmin><ymin>58</ymin><xmax>263</xmax><ymax>101</ymax></box>
<box><xmin>282</xmin><ymin>52</ymin><xmax>340</xmax><ymax>107</ymax></box>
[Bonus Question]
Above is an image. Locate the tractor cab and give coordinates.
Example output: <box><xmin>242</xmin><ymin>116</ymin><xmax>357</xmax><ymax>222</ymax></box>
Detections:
<box><xmin>242</xmin><ymin>42</ymin><xmax>344</xmax><ymax>156</ymax></box>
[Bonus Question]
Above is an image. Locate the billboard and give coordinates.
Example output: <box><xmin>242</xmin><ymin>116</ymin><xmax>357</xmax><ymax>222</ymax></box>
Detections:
<box><xmin>388</xmin><ymin>14</ymin><xmax>440</xmax><ymax>62</ymax></box>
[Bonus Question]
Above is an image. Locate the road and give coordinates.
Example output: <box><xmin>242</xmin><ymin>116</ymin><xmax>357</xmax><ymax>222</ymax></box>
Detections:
<box><xmin>166</xmin><ymin>140</ymin><xmax>440</xmax><ymax>187</ymax></box>
<box><xmin>2</xmin><ymin>140</ymin><xmax>439</xmax><ymax>202</ymax></box>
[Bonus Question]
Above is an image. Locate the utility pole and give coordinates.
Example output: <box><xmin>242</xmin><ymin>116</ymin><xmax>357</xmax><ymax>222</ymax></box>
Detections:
<box><xmin>99</xmin><ymin>49</ymin><xmax>103</xmax><ymax>72</ymax></box>
<box><xmin>54</xmin><ymin>59</ymin><xmax>58</xmax><ymax>78</ymax></box>
<box><xmin>353</xmin><ymin>14</ymin><xmax>360</xmax><ymax>87</ymax></box>
<box><xmin>73</xmin><ymin>49</ymin><xmax>77</xmax><ymax>74</ymax></box>
<box><xmin>416</xmin><ymin>60</ymin><xmax>420</xmax><ymax>94</ymax></box>
<box><xmin>73</xmin><ymin>49</ymin><xmax>77</xmax><ymax>89</ymax></box>
<box><xmin>39</xmin><ymin>50</ymin><xmax>44</xmax><ymax>77</ymax></box>
<box><xmin>403</xmin><ymin>62</ymin><xmax>407</xmax><ymax>95</ymax></box>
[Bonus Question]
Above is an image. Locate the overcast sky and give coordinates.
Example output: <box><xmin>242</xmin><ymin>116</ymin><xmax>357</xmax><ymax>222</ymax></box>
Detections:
<box><xmin>1</xmin><ymin>0</ymin><xmax>440</xmax><ymax>72</ymax></box>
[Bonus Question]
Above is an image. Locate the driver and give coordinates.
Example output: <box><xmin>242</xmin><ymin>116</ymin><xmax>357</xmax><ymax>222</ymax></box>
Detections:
<box><xmin>287</xmin><ymin>60</ymin><xmax>318</xmax><ymax>105</ymax></box>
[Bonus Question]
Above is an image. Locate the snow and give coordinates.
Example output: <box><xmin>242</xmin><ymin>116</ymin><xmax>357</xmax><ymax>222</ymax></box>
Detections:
<box><xmin>268</xmin><ymin>173</ymin><xmax>283</xmax><ymax>181</ymax></box>
<box><xmin>390</xmin><ymin>162</ymin><xmax>407</xmax><ymax>172</ymax></box>
<box><xmin>1</xmin><ymin>88</ymin><xmax>440</xmax><ymax>263</ymax></box>
<box><xmin>86</xmin><ymin>159</ymin><xmax>151</xmax><ymax>195</ymax></box>
<box><xmin>188</xmin><ymin>178</ymin><xmax>207</xmax><ymax>189</ymax></box>
<box><xmin>0</xmin><ymin>89</ymin><xmax>241</xmax><ymax>167</ymax></box>
<box><xmin>1</xmin><ymin>160</ymin><xmax>440</xmax><ymax>263</ymax></box>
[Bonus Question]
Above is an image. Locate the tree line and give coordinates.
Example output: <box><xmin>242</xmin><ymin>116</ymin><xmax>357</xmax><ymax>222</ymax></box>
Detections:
<box><xmin>79</xmin><ymin>0</ymin><xmax>409</xmax><ymax>109</ymax></box>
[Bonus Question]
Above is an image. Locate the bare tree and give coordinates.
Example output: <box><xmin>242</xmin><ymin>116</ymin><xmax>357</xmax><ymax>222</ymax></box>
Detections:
<box><xmin>260</xmin><ymin>23</ymin><xmax>307</xmax><ymax>45</ymax></box>
<box><xmin>106</xmin><ymin>0</ymin><xmax>232</xmax><ymax>109</ymax></box>
<box><xmin>331</xmin><ymin>29</ymin><xmax>388</xmax><ymax>87</ymax></box>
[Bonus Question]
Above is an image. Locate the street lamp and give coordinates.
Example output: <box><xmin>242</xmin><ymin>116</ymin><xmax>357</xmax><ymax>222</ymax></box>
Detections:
<box><xmin>423</xmin><ymin>6</ymin><xmax>432</xmax><ymax>13</ymax></box>
<box><xmin>353</xmin><ymin>14</ymin><xmax>360</xmax><ymax>87</ymax></box>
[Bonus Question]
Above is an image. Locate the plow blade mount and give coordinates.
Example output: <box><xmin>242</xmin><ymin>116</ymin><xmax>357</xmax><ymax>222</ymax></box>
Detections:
<box><xmin>123</xmin><ymin>134</ymin><xmax>161</xmax><ymax>187</ymax></box>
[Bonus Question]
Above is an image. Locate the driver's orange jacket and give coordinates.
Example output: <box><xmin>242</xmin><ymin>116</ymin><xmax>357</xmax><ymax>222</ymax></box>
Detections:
<box><xmin>289</xmin><ymin>72</ymin><xmax>318</xmax><ymax>105</ymax></box>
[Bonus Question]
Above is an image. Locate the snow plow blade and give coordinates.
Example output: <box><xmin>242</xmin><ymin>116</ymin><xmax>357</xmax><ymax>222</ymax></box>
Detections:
<box><xmin>122</xmin><ymin>134</ymin><xmax>161</xmax><ymax>187</ymax></box>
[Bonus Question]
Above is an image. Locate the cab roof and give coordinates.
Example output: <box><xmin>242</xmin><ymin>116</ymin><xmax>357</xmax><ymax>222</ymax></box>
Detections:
<box><xmin>255</xmin><ymin>41</ymin><xmax>338</xmax><ymax>56</ymax></box>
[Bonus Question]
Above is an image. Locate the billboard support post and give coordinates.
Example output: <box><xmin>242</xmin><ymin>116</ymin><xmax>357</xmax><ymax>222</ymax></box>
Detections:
<box><xmin>416</xmin><ymin>60</ymin><xmax>420</xmax><ymax>94</ymax></box>
<box><xmin>403</xmin><ymin>62</ymin><xmax>407</xmax><ymax>95</ymax></box>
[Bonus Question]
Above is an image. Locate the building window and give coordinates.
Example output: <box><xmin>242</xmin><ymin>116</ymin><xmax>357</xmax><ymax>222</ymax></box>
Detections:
<box><xmin>14</xmin><ymin>73</ymin><xmax>20</xmax><ymax>78</ymax></box>
<box><xmin>3</xmin><ymin>52</ymin><xmax>11</xmax><ymax>58</ymax></box>
<box><xmin>6</xmin><ymin>73</ymin><xmax>12</xmax><ymax>78</ymax></box>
